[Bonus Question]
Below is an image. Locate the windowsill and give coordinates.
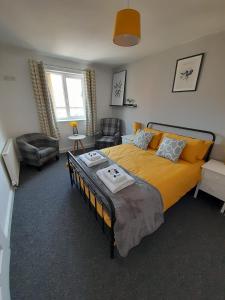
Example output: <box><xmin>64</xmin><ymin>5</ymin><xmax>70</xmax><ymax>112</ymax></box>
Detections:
<box><xmin>57</xmin><ymin>118</ymin><xmax>86</xmax><ymax>123</ymax></box>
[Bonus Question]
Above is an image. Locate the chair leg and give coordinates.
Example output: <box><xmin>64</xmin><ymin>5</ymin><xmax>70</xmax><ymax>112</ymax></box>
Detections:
<box><xmin>56</xmin><ymin>155</ymin><xmax>59</xmax><ymax>160</ymax></box>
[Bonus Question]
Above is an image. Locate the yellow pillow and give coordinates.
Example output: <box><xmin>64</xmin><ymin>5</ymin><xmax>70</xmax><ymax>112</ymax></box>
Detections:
<box><xmin>197</xmin><ymin>140</ymin><xmax>214</xmax><ymax>160</ymax></box>
<box><xmin>162</xmin><ymin>133</ymin><xmax>203</xmax><ymax>163</ymax></box>
<box><xmin>143</xmin><ymin>128</ymin><xmax>163</xmax><ymax>150</ymax></box>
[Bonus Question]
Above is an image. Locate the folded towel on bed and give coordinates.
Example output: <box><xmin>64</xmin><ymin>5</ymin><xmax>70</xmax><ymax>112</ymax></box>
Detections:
<box><xmin>79</xmin><ymin>153</ymin><xmax>107</xmax><ymax>167</ymax></box>
<box><xmin>96</xmin><ymin>164</ymin><xmax>135</xmax><ymax>193</ymax></box>
<box><xmin>104</xmin><ymin>165</ymin><xmax>126</xmax><ymax>184</ymax></box>
<box><xmin>85</xmin><ymin>151</ymin><xmax>102</xmax><ymax>161</ymax></box>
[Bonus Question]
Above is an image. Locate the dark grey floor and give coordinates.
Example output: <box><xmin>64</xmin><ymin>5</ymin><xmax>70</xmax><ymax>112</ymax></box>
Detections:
<box><xmin>10</xmin><ymin>154</ymin><xmax>225</xmax><ymax>300</ymax></box>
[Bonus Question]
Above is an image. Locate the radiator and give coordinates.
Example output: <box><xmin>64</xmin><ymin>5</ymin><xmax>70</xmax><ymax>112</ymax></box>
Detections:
<box><xmin>2</xmin><ymin>139</ymin><xmax>20</xmax><ymax>187</ymax></box>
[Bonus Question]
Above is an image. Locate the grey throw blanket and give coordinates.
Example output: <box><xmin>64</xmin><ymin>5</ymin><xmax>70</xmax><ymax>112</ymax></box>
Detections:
<box><xmin>76</xmin><ymin>151</ymin><xmax>164</xmax><ymax>257</ymax></box>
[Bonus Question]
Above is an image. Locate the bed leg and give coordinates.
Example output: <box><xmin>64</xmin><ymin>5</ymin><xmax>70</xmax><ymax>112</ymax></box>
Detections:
<box><xmin>194</xmin><ymin>183</ymin><xmax>200</xmax><ymax>198</ymax></box>
<box><xmin>88</xmin><ymin>190</ymin><xmax>91</xmax><ymax>210</ymax></box>
<box><xmin>101</xmin><ymin>206</ymin><xmax>105</xmax><ymax>233</ymax></box>
<box><xmin>83</xmin><ymin>185</ymin><xmax>87</xmax><ymax>203</ymax></box>
<box><xmin>110</xmin><ymin>240</ymin><xmax>114</xmax><ymax>259</ymax></box>
<box><xmin>67</xmin><ymin>153</ymin><xmax>74</xmax><ymax>186</ymax></box>
<box><xmin>110</xmin><ymin>228</ymin><xmax>115</xmax><ymax>259</ymax></box>
<box><xmin>94</xmin><ymin>196</ymin><xmax>97</xmax><ymax>220</ymax></box>
<box><xmin>78</xmin><ymin>175</ymin><xmax>82</xmax><ymax>194</ymax></box>
<box><xmin>74</xmin><ymin>170</ymin><xmax>77</xmax><ymax>186</ymax></box>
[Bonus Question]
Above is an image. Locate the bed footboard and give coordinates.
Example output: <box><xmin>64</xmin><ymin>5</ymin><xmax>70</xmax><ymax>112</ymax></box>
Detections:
<box><xmin>67</xmin><ymin>151</ymin><xmax>116</xmax><ymax>258</ymax></box>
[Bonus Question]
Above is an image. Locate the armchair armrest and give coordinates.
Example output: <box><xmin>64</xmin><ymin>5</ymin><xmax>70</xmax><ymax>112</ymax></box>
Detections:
<box><xmin>18</xmin><ymin>141</ymin><xmax>40</xmax><ymax>159</ymax></box>
<box><xmin>114</xmin><ymin>131</ymin><xmax>120</xmax><ymax>138</ymax></box>
<box><xmin>114</xmin><ymin>131</ymin><xmax>121</xmax><ymax>145</ymax></box>
<box><xmin>94</xmin><ymin>131</ymin><xmax>102</xmax><ymax>138</ymax></box>
<box><xmin>93</xmin><ymin>131</ymin><xmax>103</xmax><ymax>142</ymax></box>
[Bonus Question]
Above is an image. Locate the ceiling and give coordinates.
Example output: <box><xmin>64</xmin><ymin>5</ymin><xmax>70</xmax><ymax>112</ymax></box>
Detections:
<box><xmin>0</xmin><ymin>0</ymin><xmax>225</xmax><ymax>65</ymax></box>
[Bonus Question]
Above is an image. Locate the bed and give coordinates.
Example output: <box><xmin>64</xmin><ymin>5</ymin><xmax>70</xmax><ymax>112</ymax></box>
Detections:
<box><xmin>67</xmin><ymin>122</ymin><xmax>215</xmax><ymax>258</ymax></box>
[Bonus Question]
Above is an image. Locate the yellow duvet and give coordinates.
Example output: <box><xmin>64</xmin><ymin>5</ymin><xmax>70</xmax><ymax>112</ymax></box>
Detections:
<box><xmin>102</xmin><ymin>144</ymin><xmax>204</xmax><ymax>211</ymax></box>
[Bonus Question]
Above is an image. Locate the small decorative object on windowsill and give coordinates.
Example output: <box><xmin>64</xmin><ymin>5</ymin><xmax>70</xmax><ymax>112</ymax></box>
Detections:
<box><xmin>69</xmin><ymin>121</ymin><xmax>79</xmax><ymax>135</ymax></box>
<box><xmin>132</xmin><ymin>122</ymin><xmax>142</xmax><ymax>134</ymax></box>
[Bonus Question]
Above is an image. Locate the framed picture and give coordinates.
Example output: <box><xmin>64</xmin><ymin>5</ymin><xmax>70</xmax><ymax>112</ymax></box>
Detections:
<box><xmin>172</xmin><ymin>53</ymin><xmax>204</xmax><ymax>92</ymax></box>
<box><xmin>111</xmin><ymin>70</ymin><xmax>127</xmax><ymax>106</ymax></box>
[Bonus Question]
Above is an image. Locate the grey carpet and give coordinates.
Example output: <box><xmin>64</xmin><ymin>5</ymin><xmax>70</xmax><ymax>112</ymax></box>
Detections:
<box><xmin>10</xmin><ymin>154</ymin><xmax>225</xmax><ymax>300</ymax></box>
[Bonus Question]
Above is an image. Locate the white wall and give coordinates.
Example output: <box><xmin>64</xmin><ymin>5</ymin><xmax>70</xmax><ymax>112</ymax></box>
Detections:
<box><xmin>113</xmin><ymin>31</ymin><xmax>225</xmax><ymax>160</ymax></box>
<box><xmin>0</xmin><ymin>116</ymin><xmax>13</xmax><ymax>300</ymax></box>
<box><xmin>0</xmin><ymin>45</ymin><xmax>113</xmax><ymax>152</ymax></box>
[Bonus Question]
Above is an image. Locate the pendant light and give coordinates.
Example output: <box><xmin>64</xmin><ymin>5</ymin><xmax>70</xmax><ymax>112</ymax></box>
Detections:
<box><xmin>113</xmin><ymin>0</ymin><xmax>141</xmax><ymax>47</ymax></box>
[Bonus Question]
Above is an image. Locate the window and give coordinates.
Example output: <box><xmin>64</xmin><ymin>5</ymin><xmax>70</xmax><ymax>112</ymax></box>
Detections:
<box><xmin>47</xmin><ymin>70</ymin><xmax>86</xmax><ymax>121</ymax></box>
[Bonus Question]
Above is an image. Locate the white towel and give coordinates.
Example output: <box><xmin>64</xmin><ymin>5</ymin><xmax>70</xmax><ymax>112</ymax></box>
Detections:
<box><xmin>97</xmin><ymin>164</ymin><xmax>135</xmax><ymax>193</ymax></box>
<box><xmin>104</xmin><ymin>165</ymin><xmax>126</xmax><ymax>184</ymax></box>
<box><xmin>80</xmin><ymin>153</ymin><xmax>107</xmax><ymax>167</ymax></box>
<box><xmin>85</xmin><ymin>151</ymin><xmax>102</xmax><ymax>161</ymax></box>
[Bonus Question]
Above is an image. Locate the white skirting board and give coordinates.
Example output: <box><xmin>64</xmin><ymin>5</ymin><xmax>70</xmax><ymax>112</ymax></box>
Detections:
<box><xmin>4</xmin><ymin>190</ymin><xmax>15</xmax><ymax>243</ymax></box>
<box><xmin>0</xmin><ymin>248</ymin><xmax>11</xmax><ymax>300</ymax></box>
<box><xmin>0</xmin><ymin>190</ymin><xmax>14</xmax><ymax>300</ymax></box>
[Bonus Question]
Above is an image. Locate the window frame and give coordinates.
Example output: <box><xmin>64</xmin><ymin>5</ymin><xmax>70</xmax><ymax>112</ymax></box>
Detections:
<box><xmin>46</xmin><ymin>69</ymin><xmax>86</xmax><ymax>122</ymax></box>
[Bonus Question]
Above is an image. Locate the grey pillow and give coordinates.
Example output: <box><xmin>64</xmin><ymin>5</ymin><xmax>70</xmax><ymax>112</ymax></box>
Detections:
<box><xmin>156</xmin><ymin>137</ymin><xmax>186</xmax><ymax>162</ymax></box>
<box><xmin>133</xmin><ymin>130</ymin><xmax>153</xmax><ymax>150</ymax></box>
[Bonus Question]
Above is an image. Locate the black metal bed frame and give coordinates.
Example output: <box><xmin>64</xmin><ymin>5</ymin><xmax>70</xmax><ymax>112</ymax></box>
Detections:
<box><xmin>67</xmin><ymin>122</ymin><xmax>215</xmax><ymax>258</ymax></box>
<box><xmin>67</xmin><ymin>152</ymin><xmax>116</xmax><ymax>258</ymax></box>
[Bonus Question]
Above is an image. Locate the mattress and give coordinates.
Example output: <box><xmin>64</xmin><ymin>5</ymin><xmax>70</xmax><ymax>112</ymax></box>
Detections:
<box><xmin>101</xmin><ymin>144</ymin><xmax>204</xmax><ymax>211</ymax></box>
<box><xmin>77</xmin><ymin>143</ymin><xmax>204</xmax><ymax>228</ymax></box>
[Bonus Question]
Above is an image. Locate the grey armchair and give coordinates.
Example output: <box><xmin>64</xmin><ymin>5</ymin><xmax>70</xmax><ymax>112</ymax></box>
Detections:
<box><xmin>16</xmin><ymin>133</ymin><xmax>59</xmax><ymax>170</ymax></box>
<box><xmin>95</xmin><ymin>118</ymin><xmax>122</xmax><ymax>149</ymax></box>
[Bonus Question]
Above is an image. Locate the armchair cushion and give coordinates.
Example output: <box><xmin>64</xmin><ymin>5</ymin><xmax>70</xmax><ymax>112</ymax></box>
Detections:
<box><xmin>96</xmin><ymin>136</ymin><xmax>115</xmax><ymax>144</ymax></box>
<box><xmin>38</xmin><ymin>147</ymin><xmax>57</xmax><ymax>159</ymax></box>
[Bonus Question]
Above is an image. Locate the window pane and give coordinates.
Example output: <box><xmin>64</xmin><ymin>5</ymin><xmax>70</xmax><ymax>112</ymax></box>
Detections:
<box><xmin>50</xmin><ymin>73</ymin><xmax>66</xmax><ymax>107</ymax></box>
<box><xmin>55</xmin><ymin>108</ymin><xmax>67</xmax><ymax>119</ymax></box>
<box><xmin>66</xmin><ymin>77</ymin><xmax>84</xmax><ymax>107</ymax></box>
<box><xmin>70</xmin><ymin>108</ymin><xmax>85</xmax><ymax>118</ymax></box>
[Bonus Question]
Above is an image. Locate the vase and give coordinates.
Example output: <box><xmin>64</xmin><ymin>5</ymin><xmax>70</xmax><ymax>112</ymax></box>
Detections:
<box><xmin>73</xmin><ymin>127</ymin><xmax>78</xmax><ymax>135</ymax></box>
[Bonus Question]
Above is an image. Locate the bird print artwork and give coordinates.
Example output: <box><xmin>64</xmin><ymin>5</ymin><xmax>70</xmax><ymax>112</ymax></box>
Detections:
<box><xmin>172</xmin><ymin>54</ymin><xmax>204</xmax><ymax>92</ymax></box>
<box><xmin>180</xmin><ymin>69</ymin><xmax>193</xmax><ymax>80</ymax></box>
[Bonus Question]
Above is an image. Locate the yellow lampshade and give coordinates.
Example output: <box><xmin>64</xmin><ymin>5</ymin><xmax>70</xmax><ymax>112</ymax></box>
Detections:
<box><xmin>132</xmin><ymin>122</ymin><xmax>142</xmax><ymax>133</ymax></box>
<box><xmin>113</xmin><ymin>8</ymin><xmax>141</xmax><ymax>47</ymax></box>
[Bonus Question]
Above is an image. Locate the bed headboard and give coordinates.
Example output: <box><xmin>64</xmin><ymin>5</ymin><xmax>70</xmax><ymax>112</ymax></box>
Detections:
<box><xmin>147</xmin><ymin>121</ymin><xmax>216</xmax><ymax>161</ymax></box>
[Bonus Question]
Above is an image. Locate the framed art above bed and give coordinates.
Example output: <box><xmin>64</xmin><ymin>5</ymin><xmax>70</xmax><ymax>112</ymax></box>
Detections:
<box><xmin>172</xmin><ymin>53</ymin><xmax>204</xmax><ymax>92</ymax></box>
<box><xmin>111</xmin><ymin>70</ymin><xmax>126</xmax><ymax>106</ymax></box>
